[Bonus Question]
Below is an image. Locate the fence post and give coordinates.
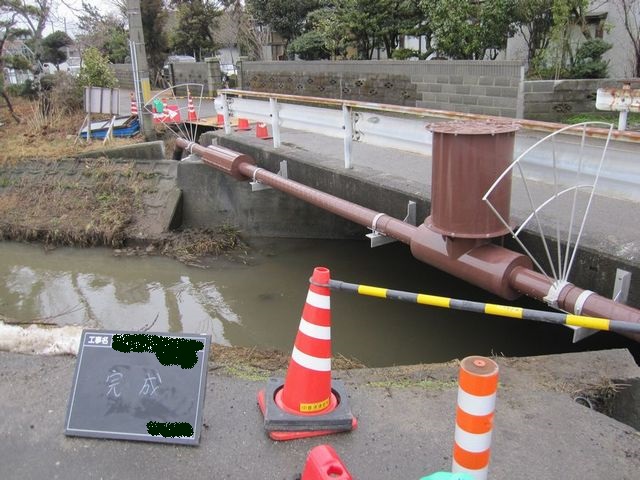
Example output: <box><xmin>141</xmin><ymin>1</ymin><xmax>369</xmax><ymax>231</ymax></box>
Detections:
<box><xmin>342</xmin><ymin>104</ymin><xmax>353</xmax><ymax>169</ymax></box>
<box><xmin>270</xmin><ymin>97</ymin><xmax>281</xmax><ymax>148</ymax></box>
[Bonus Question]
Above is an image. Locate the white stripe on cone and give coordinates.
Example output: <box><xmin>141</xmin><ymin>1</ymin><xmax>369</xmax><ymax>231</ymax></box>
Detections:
<box><xmin>454</xmin><ymin>424</ymin><xmax>493</xmax><ymax>453</ymax></box>
<box><xmin>305</xmin><ymin>290</ymin><xmax>330</xmax><ymax>309</ymax></box>
<box><xmin>298</xmin><ymin>318</ymin><xmax>331</xmax><ymax>340</ymax></box>
<box><xmin>457</xmin><ymin>388</ymin><xmax>496</xmax><ymax>417</ymax></box>
<box><xmin>291</xmin><ymin>346</ymin><xmax>331</xmax><ymax>372</ymax></box>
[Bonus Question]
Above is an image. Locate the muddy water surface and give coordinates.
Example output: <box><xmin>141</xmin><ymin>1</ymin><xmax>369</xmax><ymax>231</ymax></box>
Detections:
<box><xmin>1</xmin><ymin>239</ymin><xmax>637</xmax><ymax>366</ymax></box>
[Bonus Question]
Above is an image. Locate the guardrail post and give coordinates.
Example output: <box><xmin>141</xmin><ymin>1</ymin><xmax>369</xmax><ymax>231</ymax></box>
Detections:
<box><xmin>342</xmin><ymin>105</ymin><xmax>353</xmax><ymax>169</ymax></box>
<box><xmin>270</xmin><ymin>97</ymin><xmax>281</xmax><ymax>148</ymax></box>
<box><xmin>222</xmin><ymin>93</ymin><xmax>231</xmax><ymax>134</ymax></box>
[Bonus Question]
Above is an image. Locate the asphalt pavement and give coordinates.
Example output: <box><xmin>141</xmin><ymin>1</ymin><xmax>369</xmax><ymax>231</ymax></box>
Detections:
<box><xmin>0</xmin><ymin>348</ymin><xmax>638</xmax><ymax>479</ymax></box>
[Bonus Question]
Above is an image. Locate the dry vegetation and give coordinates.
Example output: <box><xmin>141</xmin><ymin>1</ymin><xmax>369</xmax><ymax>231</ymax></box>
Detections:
<box><xmin>0</xmin><ymin>97</ymin><xmax>140</xmax><ymax>164</ymax></box>
<box><xmin>0</xmin><ymin>96</ymin><xmax>241</xmax><ymax>259</ymax></box>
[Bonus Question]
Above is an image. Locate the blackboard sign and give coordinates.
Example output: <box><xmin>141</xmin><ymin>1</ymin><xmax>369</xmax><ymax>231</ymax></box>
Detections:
<box><xmin>65</xmin><ymin>330</ymin><xmax>211</xmax><ymax>445</ymax></box>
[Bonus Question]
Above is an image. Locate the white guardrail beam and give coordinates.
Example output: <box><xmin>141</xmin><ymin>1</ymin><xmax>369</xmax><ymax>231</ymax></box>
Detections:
<box><xmin>215</xmin><ymin>89</ymin><xmax>640</xmax><ymax>202</ymax></box>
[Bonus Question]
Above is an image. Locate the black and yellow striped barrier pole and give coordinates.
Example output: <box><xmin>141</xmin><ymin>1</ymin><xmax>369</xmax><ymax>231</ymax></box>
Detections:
<box><xmin>328</xmin><ymin>279</ymin><xmax>640</xmax><ymax>336</ymax></box>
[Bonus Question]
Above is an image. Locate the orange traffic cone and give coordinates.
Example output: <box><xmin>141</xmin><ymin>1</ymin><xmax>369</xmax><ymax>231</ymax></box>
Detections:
<box><xmin>187</xmin><ymin>90</ymin><xmax>198</xmax><ymax>122</ymax></box>
<box><xmin>236</xmin><ymin>117</ymin><xmax>251</xmax><ymax>131</ymax></box>
<box><xmin>130</xmin><ymin>92</ymin><xmax>138</xmax><ymax>116</ymax></box>
<box><xmin>301</xmin><ymin>445</ymin><xmax>352</xmax><ymax>480</ymax></box>
<box><xmin>257</xmin><ymin>267</ymin><xmax>357</xmax><ymax>441</ymax></box>
<box><xmin>256</xmin><ymin>122</ymin><xmax>272</xmax><ymax>140</ymax></box>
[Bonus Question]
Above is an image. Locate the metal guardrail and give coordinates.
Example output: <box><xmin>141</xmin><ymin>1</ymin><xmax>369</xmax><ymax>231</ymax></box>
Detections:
<box><xmin>214</xmin><ymin>89</ymin><xmax>640</xmax><ymax>202</ymax></box>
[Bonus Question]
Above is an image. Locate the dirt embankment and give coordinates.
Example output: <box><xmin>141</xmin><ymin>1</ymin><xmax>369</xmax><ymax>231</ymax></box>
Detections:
<box><xmin>0</xmin><ymin>157</ymin><xmax>242</xmax><ymax>263</ymax></box>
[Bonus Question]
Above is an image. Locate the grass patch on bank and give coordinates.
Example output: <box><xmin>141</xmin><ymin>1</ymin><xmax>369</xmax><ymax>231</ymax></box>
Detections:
<box><xmin>559</xmin><ymin>111</ymin><xmax>640</xmax><ymax>130</ymax></box>
<box><xmin>0</xmin><ymin>159</ymin><xmax>144</xmax><ymax>247</ymax></box>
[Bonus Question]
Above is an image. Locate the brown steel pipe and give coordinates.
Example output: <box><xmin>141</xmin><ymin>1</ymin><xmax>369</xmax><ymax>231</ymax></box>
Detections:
<box><xmin>177</xmin><ymin>137</ymin><xmax>640</xmax><ymax>338</ymax></box>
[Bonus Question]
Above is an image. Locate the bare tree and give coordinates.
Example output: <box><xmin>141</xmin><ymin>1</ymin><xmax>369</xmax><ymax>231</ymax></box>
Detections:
<box><xmin>614</xmin><ymin>0</ymin><xmax>640</xmax><ymax>76</ymax></box>
<box><xmin>220</xmin><ymin>0</ymin><xmax>266</xmax><ymax>60</ymax></box>
<box><xmin>0</xmin><ymin>12</ymin><xmax>21</xmax><ymax>122</ymax></box>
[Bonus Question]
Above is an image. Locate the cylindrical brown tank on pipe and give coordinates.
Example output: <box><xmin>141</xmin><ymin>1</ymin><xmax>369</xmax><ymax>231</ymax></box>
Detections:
<box><xmin>426</xmin><ymin>120</ymin><xmax>517</xmax><ymax>238</ymax></box>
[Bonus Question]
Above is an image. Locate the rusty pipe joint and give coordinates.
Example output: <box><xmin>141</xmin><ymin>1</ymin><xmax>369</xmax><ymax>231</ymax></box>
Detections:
<box><xmin>410</xmin><ymin>225</ymin><xmax>532</xmax><ymax>300</ymax></box>
<box><xmin>177</xmin><ymin>137</ymin><xmax>255</xmax><ymax>181</ymax></box>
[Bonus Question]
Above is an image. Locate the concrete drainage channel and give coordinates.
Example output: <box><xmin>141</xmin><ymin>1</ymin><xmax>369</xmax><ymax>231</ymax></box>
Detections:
<box><xmin>603</xmin><ymin>378</ymin><xmax>640</xmax><ymax>430</ymax></box>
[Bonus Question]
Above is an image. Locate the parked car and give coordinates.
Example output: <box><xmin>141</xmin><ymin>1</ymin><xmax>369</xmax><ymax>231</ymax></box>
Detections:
<box><xmin>58</xmin><ymin>57</ymin><xmax>81</xmax><ymax>76</ymax></box>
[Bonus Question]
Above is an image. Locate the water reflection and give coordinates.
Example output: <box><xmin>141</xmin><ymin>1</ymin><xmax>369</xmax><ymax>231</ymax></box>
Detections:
<box><xmin>1</xmin><ymin>240</ymin><xmax>638</xmax><ymax>367</ymax></box>
<box><xmin>1</xmin><ymin>246</ymin><xmax>240</xmax><ymax>346</ymax></box>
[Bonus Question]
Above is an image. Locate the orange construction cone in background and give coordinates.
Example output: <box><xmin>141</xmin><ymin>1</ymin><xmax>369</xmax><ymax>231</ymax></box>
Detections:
<box><xmin>236</xmin><ymin>117</ymin><xmax>251</xmax><ymax>131</ymax></box>
<box><xmin>187</xmin><ymin>89</ymin><xmax>198</xmax><ymax>122</ymax></box>
<box><xmin>257</xmin><ymin>266</ymin><xmax>357</xmax><ymax>441</ymax></box>
<box><xmin>301</xmin><ymin>445</ymin><xmax>353</xmax><ymax>480</ymax></box>
<box><xmin>130</xmin><ymin>92</ymin><xmax>138</xmax><ymax>116</ymax></box>
<box><xmin>256</xmin><ymin>122</ymin><xmax>272</xmax><ymax>140</ymax></box>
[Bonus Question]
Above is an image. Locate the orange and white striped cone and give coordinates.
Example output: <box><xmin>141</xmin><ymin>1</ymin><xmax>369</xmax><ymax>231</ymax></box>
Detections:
<box><xmin>236</xmin><ymin>117</ymin><xmax>251</xmax><ymax>131</ymax></box>
<box><xmin>451</xmin><ymin>356</ymin><xmax>499</xmax><ymax>480</ymax></box>
<box><xmin>257</xmin><ymin>267</ymin><xmax>356</xmax><ymax>441</ymax></box>
<box><xmin>130</xmin><ymin>92</ymin><xmax>138</xmax><ymax>116</ymax></box>
<box><xmin>187</xmin><ymin>90</ymin><xmax>198</xmax><ymax>122</ymax></box>
<box><xmin>256</xmin><ymin>122</ymin><xmax>272</xmax><ymax>139</ymax></box>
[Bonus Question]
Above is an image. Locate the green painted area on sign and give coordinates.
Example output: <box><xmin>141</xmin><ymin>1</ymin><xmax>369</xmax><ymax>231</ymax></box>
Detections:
<box><xmin>112</xmin><ymin>333</ymin><xmax>203</xmax><ymax>369</ymax></box>
<box><xmin>147</xmin><ymin>421</ymin><xmax>194</xmax><ymax>438</ymax></box>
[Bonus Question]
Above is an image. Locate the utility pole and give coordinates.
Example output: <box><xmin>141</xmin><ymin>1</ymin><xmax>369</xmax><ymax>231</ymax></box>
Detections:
<box><xmin>127</xmin><ymin>0</ymin><xmax>155</xmax><ymax>140</ymax></box>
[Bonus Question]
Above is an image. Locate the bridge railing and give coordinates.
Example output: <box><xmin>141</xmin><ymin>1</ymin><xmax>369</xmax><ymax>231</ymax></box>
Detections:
<box><xmin>215</xmin><ymin>89</ymin><xmax>640</xmax><ymax>202</ymax></box>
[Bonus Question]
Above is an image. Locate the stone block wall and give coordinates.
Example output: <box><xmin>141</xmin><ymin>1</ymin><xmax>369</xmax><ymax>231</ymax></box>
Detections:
<box><xmin>112</xmin><ymin>64</ymin><xmax>134</xmax><ymax>90</ymax></box>
<box><xmin>111</xmin><ymin>61</ymin><xmax>223</xmax><ymax>97</ymax></box>
<box><xmin>168</xmin><ymin>63</ymin><xmax>213</xmax><ymax>96</ymax></box>
<box><xmin>238</xmin><ymin>60</ymin><xmax>524</xmax><ymax>116</ymax></box>
<box><xmin>239</xmin><ymin>61</ymin><xmax>417</xmax><ymax>106</ymax></box>
<box><xmin>523</xmin><ymin>78</ymin><xmax>621</xmax><ymax>121</ymax></box>
<box><xmin>412</xmin><ymin>61</ymin><xmax>524</xmax><ymax>117</ymax></box>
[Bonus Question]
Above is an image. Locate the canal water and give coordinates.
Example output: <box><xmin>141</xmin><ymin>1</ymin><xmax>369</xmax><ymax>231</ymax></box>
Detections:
<box><xmin>1</xmin><ymin>240</ymin><xmax>637</xmax><ymax>366</ymax></box>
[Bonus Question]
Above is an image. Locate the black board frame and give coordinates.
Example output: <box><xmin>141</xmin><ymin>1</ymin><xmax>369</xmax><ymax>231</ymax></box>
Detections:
<box><xmin>64</xmin><ymin>330</ymin><xmax>211</xmax><ymax>445</ymax></box>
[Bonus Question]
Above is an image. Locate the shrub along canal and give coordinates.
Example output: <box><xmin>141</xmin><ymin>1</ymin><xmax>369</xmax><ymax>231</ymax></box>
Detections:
<box><xmin>1</xmin><ymin>239</ymin><xmax>637</xmax><ymax>367</ymax></box>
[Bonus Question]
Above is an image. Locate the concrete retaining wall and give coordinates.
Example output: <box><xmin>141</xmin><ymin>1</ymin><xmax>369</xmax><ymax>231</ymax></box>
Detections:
<box><xmin>523</xmin><ymin>78</ymin><xmax>622</xmax><ymax>121</ymax></box>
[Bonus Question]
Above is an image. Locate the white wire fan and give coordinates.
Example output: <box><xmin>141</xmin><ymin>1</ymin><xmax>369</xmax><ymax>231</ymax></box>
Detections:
<box><xmin>483</xmin><ymin>122</ymin><xmax>614</xmax><ymax>301</ymax></box>
<box><xmin>143</xmin><ymin>83</ymin><xmax>204</xmax><ymax>143</ymax></box>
